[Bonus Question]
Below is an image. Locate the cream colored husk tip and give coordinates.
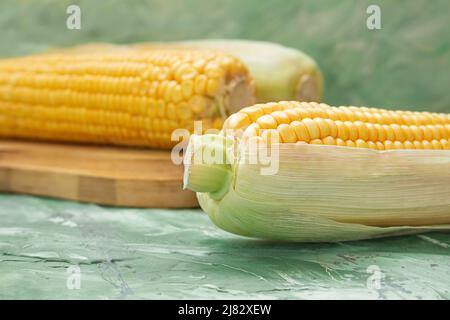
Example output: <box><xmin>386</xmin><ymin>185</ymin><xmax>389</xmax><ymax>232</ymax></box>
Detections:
<box><xmin>183</xmin><ymin>102</ymin><xmax>450</xmax><ymax>243</ymax></box>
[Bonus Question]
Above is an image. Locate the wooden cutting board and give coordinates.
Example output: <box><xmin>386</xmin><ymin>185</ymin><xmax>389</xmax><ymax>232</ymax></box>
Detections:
<box><xmin>0</xmin><ymin>139</ymin><xmax>198</xmax><ymax>208</ymax></box>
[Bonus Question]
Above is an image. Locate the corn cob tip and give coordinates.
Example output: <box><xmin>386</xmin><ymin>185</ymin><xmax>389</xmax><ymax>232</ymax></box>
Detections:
<box><xmin>295</xmin><ymin>70</ymin><xmax>323</xmax><ymax>102</ymax></box>
<box><xmin>223</xmin><ymin>76</ymin><xmax>255</xmax><ymax>116</ymax></box>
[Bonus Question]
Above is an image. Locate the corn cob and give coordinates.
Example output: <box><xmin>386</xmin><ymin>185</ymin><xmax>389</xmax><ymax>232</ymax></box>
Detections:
<box><xmin>183</xmin><ymin>102</ymin><xmax>450</xmax><ymax>242</ymax></box>
<box><xmin>223</xmin><ymin>101</ymin><xmax>450</xmax><ymax>150</ymax></box>
<box><xmin>0</xmin><ymin>49</ymin><xmax>255</xmax><ymax>148</ymax></box>
<box><xmin>60</xmin><ymin>40</ymin><xmax>324</xmax><ymax>103</ymax></box>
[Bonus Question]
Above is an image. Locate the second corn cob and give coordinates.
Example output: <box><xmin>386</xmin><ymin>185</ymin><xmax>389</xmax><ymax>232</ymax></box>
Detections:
<box><xmin>183</xmin><ymin>102</ymin><xmax>450</xmax><ymax>242</ymax></box>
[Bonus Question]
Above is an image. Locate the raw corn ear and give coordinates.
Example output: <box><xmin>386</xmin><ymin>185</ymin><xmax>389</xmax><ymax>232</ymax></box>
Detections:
<box><xmin>0</xmin><ymin>49</ymin><xmax>255</xmax><ymax>149</ymax></box>
<box><xmin>183</xmin><ymin>102</ymin><xmax>450</xmax><ymax>242</ymax></box>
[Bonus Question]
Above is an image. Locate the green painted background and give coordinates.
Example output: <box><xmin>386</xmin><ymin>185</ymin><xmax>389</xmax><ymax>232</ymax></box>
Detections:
<box><xmin>0</xmin><ymin>0</ymin><xmax>449</xmax><ymax>112</ymax></box>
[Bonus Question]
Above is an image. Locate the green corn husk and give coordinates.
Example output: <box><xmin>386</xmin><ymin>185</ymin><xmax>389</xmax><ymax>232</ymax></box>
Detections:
<box><xmin>183</xmin><ymin>134</ymin><xmax>450</xmax><ymax>242</ymax></box>
<box><xmin>59</xmin><ymin>40</ymin><xmax>324</xmax><ymax>103</ymax></box>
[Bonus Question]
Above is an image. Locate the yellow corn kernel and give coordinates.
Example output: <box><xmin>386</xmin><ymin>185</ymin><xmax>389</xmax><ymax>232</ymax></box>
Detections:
<box><xmin>194</xmin><ymin>74</ymin><xmax>208</xmax><ymax>95</ymax></box>
<box><xmin>314</xmin><ymin>118</ymin><xmax>330</xmax><ymax>138</ymax></box>
<box><xmin>322</xmin><ymin>136</ymin><xmax>336</xmax><ymax>145</ymax></box>
<box><xmin>223</xmin><ymin>112</ymin><xmax>251</xmax><ymax>131</ymax></box>
<box><xmin>257</xmin><ymin>114</ymin><xmax>278</xmax><ymax>129</ymax></box>
<box><xmin>422</xmin><ymin>141</ymin><xmax>433</xmax><ymax>149</ymax></box>
<box><xmin>241</xmin><ymin>106</ymin><xmax>265</xmax><ymax>122</ymax></box>
<box><xmin>181</xmin><ymin>79</ymin><xmax>194</xmax><ymax>99</ymax></box>
<box><xmin>277</xmin><ymin>123</ymin><xmax>297</xmax><ymax>143</ymax></box>
<box><xmin>431</xmin><ymin>139</ymin><xmax>442</xmax><ymax>150</ymax></box>
<box><xmin>303</xmin><ymin>118</ymin><xmax>321</xmax><ymax>140</ymax></box>
<box><xmin>356</xmin><ymin>139</ymin><xmax>369</xmax><ymax>148</ymax></box>
<box><xmin>355</xmin><ymin>121</ymin><xmax>369</xmax><ymax>141</ymax></box>
<box><xmin>336</xmin><ymin>138</ymin><xmax>346</xmax><ymax>147</ymax></box>
<box><xmin>439</xmin><ymin>139</ymin><xmax>449</xmax><ymax>149</ymax></box>
<box><xmin>384</xmin><ymin>140</ymin><xmax>394</xmax><ymax>150</ymax></box>
<box><xmin>271</xmin><ymin>110</ymin><xmax>291</xmax><ymax>125</ymax></box>
<box><xmin>206</xmin><ymin>78</ymin><xmax>221</xmax><ymax>96</ymax></box>
<box><xmin>291</xmin><ymin>120</ymin><xmax>311</xmax><ymax>142</ymax></box>
<box><xmin>310</xmin><ymin>138</ymin><xmax>323</xmax><ymax>145</ymax></box>
<box><xmin>413</xmin><ymin>140</ymin><xmax>423</xmax><ymax>149</ymax></box>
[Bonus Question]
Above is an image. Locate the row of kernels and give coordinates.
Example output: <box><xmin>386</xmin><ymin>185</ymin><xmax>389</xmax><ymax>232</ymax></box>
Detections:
<box><xmin>278</xmin><ymin>102</ymin><xmax>449</xmax><ymax>125</ymax></box>
<box><xmin>240</xmin><ymin>115</ymin><xmax>450</xmax><ymax>144</ymax></box>
<box><xmin>337</xmin><ymin>105</ymin><xmax>449</xmax><ymax>125</ymax></box>
<box><xmin>0</xmin><ymin>102</ymin><xmax>182</xmax><ymax>133</ymax></box>
<box><xmin>0</xmin><ymin>83</ymin><xmax>216</xmax><ymax>121</ymax></box>
<box><xmin>0</xmin><ymin>113</ymin><xmax>189</xmax><ymax>149</ymax></box>
<box><xmin>0</xmin><ymin>87</ymin><xmax>154</xmax><ymax>115</ymax></box>
<box><xmin>0</xmin><ymin>50</ymin><xmax>244</xmax><ymax>99</ymax></box>
<box><xmin>0</xmin><ymin>73</ymin><xmax>141</xmax><ymax>94</ymax></box>
<box><xmin>2</xmin><ymin>102</ymin><xmax>202</xmax><ymax>136</ymax></box>
<box><xmin>318</xmin><ymin>107</ymin><xmax>447</xmax><ymax>125</ymax></box>
<box><xmin>0</xmin><ymin>71</ymin><xmax>220</xmax><ymax>100</ymax></box>
<box><xmin>309</xmin><ymin>136</ymin><xmax>450</xmax><ymax>150</ymax></box>
<box><xmin>225</xmin><ymin>102</ymin><xmax>449</xmax><ymax>134</ymax></box>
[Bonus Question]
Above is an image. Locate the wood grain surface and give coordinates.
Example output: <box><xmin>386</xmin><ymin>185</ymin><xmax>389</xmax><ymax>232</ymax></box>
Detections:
<box><xmin>0</xmin><ymin>140</ymin><xmax>198</xmax><ymax>208</ymax></box>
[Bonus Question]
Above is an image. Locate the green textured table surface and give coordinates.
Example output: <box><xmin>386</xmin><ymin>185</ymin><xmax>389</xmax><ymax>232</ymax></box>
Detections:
<box><xmin>1</xmin><ymin>194</ymin><xmax>449</xmax><ymax>299</ymax></box>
